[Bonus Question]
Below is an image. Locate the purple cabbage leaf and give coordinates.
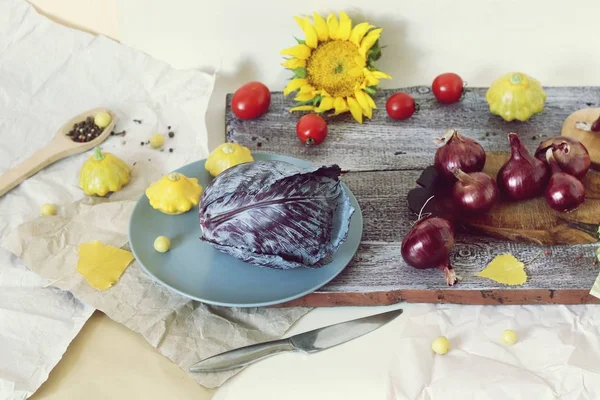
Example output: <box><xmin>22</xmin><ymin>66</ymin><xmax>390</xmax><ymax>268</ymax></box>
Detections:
<box><xmin>199</xmin><ymin>160</ymin><xmax>354</xmax><ymax>269</ymax></box>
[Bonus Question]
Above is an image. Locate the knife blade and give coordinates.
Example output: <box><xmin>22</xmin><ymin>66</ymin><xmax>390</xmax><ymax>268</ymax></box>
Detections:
<box><xmin>189</xmin><ymin>308</ymin><xmax>403</xmax><ymax>373</ymax></box>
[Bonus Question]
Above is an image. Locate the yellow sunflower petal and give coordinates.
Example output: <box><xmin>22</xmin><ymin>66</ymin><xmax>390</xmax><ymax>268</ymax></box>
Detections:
<box><xmin>290</xmin><ymin>105</ymin><xmax>316</xmax><ymax>112</ymax></box>
<box><xmin>295</xmin><ymin>92</ymin><xmax>316</xmax><ymax>102</ymax></box>
<box><xmin>283</xmin><ymin>78</ymin><xmax>308</xmax><ymax>96</ymax></box>
<box><xmin>372</xmin><ymin>70</ymin><xmax>392</xmax><ymax>79</ymax></box>
<box><xmin>364</xmin><ymin>91</ymin><xmax>377</xmax><ymax>109</ymax></box>
<box><xmin>349</xmin><ymin>22</ymin><xmax>372</xmax><ymax>46</ymax></box>
<box><xmin>354</xmin><ymin>54</ymin><xmax>367</xmax><ymax>68</ymax></box>
<box><xmin>333</xmin><ymin>97</ymin><xmax>348</xmax><ymax>115</ymax></box>
<box><xmin>294</xmin><ymin>16</ymin><xmax>318</xmax><ymax>49</ymax></box>
<box><xmin>313</xmin><ymin>12</ymin><xmax>329</xmax><ymax>41</ymax></box>
<box><xmin>281</xmin><ymin>58</ymin><xmax>306</xmax><ymax>69</ymax></box>
<box><xmin>365</xmin><ymin>76</ymin><xmax>380</xmax><ymax>86</ymax></box>
<box><xmin>327</xmin><ymin>13</ymin><xmax>339</xmax><ymax>40</ymax></box>
<box><xmin>281</xmin><ymin>44</ymin><xmax>312</xmax><ymax>60</ymax></box>
<box><xmin>360</xmin><ymin>28</ymin><xmax>382</xmax><ymax>55</ymax></box>
<box><xmin>347</xmin><ymin>97</ymin><xmax>363</xmax><ymax>123</ymax></box>
<box><xmin>348</xmin><ymin>66</ymin><xmax>363</xmax><ymax>77</ymax></box>
<box><xmin>320</xmin><ymin>89</ymin><xmax>331</xmax><ymax>97</ymax></box>
<box><xmin>354</xmin><ymin>90</ymin><xmax>370</xmax><ymax>112</ymax></box>
<box><xmin>299</xmin><ymin>84</ymin><xmax>316</xmax><ymax>94</ymax></box>
<box><xmin>316</xmin><ymin>96</ymin><xmax>335</xmax><ymax>112</ymax></box>
<box><xmin>337</xmin><ymin>11</ymin><xmax>352</xmax><ymax>41</ymax></box>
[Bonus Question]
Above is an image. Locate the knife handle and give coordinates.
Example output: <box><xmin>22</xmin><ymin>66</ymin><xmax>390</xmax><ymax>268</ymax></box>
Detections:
<box><xmin>189</xmin><ymin>338</ymin><xmax>297</xmax><ymax>373</ymax></box>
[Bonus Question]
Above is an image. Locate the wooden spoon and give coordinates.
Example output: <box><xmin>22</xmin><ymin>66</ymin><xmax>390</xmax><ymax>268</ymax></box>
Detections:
<box><xmin>0</xmin><ymin>108</ymin><xmax>116</xmax><ymax>197</ymax></box>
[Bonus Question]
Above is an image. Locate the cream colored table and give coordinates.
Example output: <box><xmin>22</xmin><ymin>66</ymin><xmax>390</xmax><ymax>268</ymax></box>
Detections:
<box><xmin>26</xmin><ymin>2</ymin><xmax>214</xmax><ymax>399</ymax></box>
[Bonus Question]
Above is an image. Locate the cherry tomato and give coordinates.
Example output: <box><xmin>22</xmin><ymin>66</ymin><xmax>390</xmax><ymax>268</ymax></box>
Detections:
<box><xmin>231</xmin><ymin>81</ymin><xmax>271</xmax><ymax>120</ymax></box>
<box><xmin>296</xmin><ymin>114</ymin><xmax>328</xmax><ymax>145</ymax></box>
<box><xmin>432</xmin><ymin>73</ymin><xmax>464</xmax><ymax>104</ymax></box>
<box><xmin>386</xmin><ymin>92</ymin><xmax>416</xmax><ymax>120</ymax></box>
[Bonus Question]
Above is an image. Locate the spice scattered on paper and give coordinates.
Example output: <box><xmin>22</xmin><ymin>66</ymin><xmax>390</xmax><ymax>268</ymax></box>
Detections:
<box><xmin>76</xmin><ymin>241</ymin><xmax>134</xmax><ymax>290</ymax></box>
<box><xmin>476</xmin><ymin>253</ymin><xmax>527</xmax><ymax>286</ymax></box>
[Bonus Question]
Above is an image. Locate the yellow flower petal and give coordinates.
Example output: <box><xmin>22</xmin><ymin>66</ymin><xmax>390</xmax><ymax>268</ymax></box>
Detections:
<box><xmin>349</xmin><ymin>22</ymin><xmax>372</xmax><ymax>46</ymax></box>
<box><xmin>283</xmin><ymin>78</ymin><xmax>308</xmax><ymax>96</ymax></box>
<box><xmin>281</xmin><ymin>44</ymin><xmax>312</xmax><ymax>60</ymax></box>
<box><xmin>316</xmin><ymin>96</ymin><xmax>335</xmax><ymax>112</ymax></box>
<box><xmin>337</xmin><ymin>11</ymin><xmax>352</xmax><ymax>41</ymax></box>
<box><xmin>365</xmin><ymin>76</ymin><xmax>380</xmax><ymax>86</ymax></box>
<box><xmin>294</xmin><ymin>16</ymin><xmax>318</xmax><ymax>49</ymax></box>
<box><xmin>333</xmin><ymin>97</ymin><xmax>348</xmax><ymax>115</ymax></box>
<box><xmin>327</xmin><ymin>13</ymin><xmax>339</xmax><ymax>40</ymax></box>
<box><xmin>290</xmin><ymin>105</ymin><xmax>316</xmax><ymax>112</ymax></box>
<box><xmin>372</xmin><ymin>70</ymin><xmax>392</xmax><ymax>79</ymax></box>
<box><xmin>320</xmin><ymin>89</ymin><xmax>331</xmax><ymax>97</ymax></box>
<box><xmin>313</xmin><ymin>12</ymin><xmax>329</xmax><ymax>41</ymax></box>
<box><xmin>348</xmin><ymin>66</ymin><xmax>363</xmax><ymax>77</ymax></box>
<box><xmin>281</xmin><ymin>58</ymin><xmax>306</xmax><ymax>69</ymax></box>
<box><xmin>347</xmin><ymin>97</ymin><xmax>363</xmax><ymax>123</ymax></box>
<box><xmin>354</xmin><ymin>90</ymin><xmax>370</xmax><ymax>113</ymax></box>
<box><xmin>295</xmin><ymin>92</ymin><xmax>316</xmax><ymax>102</ymax></box>
<box><xmin>364</xmin><ymin>91</ymin><xmax>377</xmax><ymax>109</ymax></box>
<box><xmin>360</xmin><ymin>28</ymin><xmax>382</xmax><ymax>54</ymax></box>
<box><xmin>354</xmin><ymin>54</ymin><xmax>367</xmax><ymax>68</ymax></box>
<box><xmin>299</xmin><ymin>84</ymin><xmax>316</xmax><ymax>94</ymax></box>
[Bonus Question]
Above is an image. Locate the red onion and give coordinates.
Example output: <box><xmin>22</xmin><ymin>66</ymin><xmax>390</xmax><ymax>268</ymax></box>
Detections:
<box><xmin>401</xmin><ymin>216</ymin><xmax>457</xmax><ymax>286</ymax></box>
<box><xmin>434</xmin><ymin>129</ymin><xmax>486</xmax><ymax>181</ymax></box>
<box><xmin>534</xmin><ymin>136</ymin><xmax>590</xmax><ymax>179</ymax></box>
<box><xmin>451</xmin><ymin>169</ymin><xmax>498</xmax><ymax>215</ymax></box>
<box><xmin>545</xmin><ymin>148</ymin><xmax>585</xmax><ymax>212</ymax></box>
<box><xmin>497</xmin><ymin>132</ymin><xmax>549</xmax><ymax>201</ymax></box>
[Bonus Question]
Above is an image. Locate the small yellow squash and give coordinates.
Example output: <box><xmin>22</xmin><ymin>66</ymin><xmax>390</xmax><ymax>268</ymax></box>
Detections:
<box><xmin>486</xmin><ymin>72</ymin><xmax>546</xmax><ymax>122</ymax></box>
<box><xmin>79</xmin><ymin>147</ymin><xmax>130</xmax><ymax>196</ymax></box>
<box><xmin>205</xmin><ymin>143</ymin><xmax>253</xmax><ymax>177</ymax></box>
<box><xmin>145</xmin><ymin>172</ymin><xmax>203</xmax><ymax>215</ymax></box>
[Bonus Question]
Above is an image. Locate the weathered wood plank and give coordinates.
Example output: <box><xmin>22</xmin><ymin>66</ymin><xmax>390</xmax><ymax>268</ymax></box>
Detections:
<box><xmin>226</xmin><ymin>86</ymin><xmax>600</xmax><ymax>306</ymax></box>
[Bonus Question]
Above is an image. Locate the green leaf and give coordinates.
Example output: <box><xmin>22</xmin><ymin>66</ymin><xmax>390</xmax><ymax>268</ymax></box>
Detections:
<box><xmin>294</xmin><ymin>37</ymin><xmax>306</xmax><ymax>45</ymax></box>
<box><xmin>363</xmin><ymin>86</ymin><xmax>378</xmax><ymax>96</ymax></box>
<box><xmin>296</xmin><ymin>98</ymin><xmax>317</xmax><ymax>106</ymax></box>
<box><xmin>312</xmin><ymin>95</ymin><xmax>322</xmax><ymax>106</ymax></box>
<box><xmin>292</xmin><ymin>67</ymin><xmax>307</xmax><ymax>79</ymax></box>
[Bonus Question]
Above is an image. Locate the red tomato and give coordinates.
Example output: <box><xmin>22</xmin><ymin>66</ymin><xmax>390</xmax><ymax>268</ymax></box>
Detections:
<box><xmin>386</xmin><ymin>92</ymin><xmax>416</xmax><ymax>120</ymax></box>
<box><xmin>296</xmin><ymin>114</ymin><xmax>328</xmax><ymax>145</ymax></box>
<box><xmin>231</xmin><ymin>82</ymin><xmax>271</xmax><ymax>120</ymax></box>
<box><xmin>432</xmin><ymin>73</ymin><xmax>464</xmax><ymax>104</ymax></box>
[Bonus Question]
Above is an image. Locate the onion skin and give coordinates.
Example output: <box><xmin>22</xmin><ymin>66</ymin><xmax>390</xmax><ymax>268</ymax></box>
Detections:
<box><xmin>434</xmin><ymin>129</ymin><xmax>486</xmax><ymax>181</ymax></box>
<box><xmin>400</xmin><ymin>216</ymin><xmax>457</xmax><ymax>286</ymax></box>
<box><xmin>545</xmin><ymin>149</ymin><xmax>585</xmax><ymax>212</ymax></box>
<box><xmin>451</xmin><ymin>169</ymin><xmax>498</xmax><ymax>215</ymax></box>
<box><xmin>497</xmin><ymin>132</ymin><xmax>549</xmax><ymax>201</ymax></box>
<box><xmin>534</xmin><ymin>136</ymin><xmax>590</xmax><ymax>179</ymax></box>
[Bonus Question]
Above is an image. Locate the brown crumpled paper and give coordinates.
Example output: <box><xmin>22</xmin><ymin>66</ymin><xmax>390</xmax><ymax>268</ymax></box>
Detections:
<box><xmin>1</xmin><ymin>160</ymin><xmax>310</xmax><ymax>389</ymax></box>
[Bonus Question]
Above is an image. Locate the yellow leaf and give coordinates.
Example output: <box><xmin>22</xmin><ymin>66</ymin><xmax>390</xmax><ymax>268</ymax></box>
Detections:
<box><xmin>476</xmin><ymin>254</ymin><xmax>527</xmax><ymax>286</ymax></box>
<box><xmin>76</xmin><ymin>241</ymin><xmax>134</xmax><ymax>291</ymax></box>
<box><xmin>316</xmin><ymin>96</ymin><xmax>335</xmax><ymax>112</ymax></box>
<box><xmin>281</xmin><ymin>44</ymin><xmax>312</xmax><ymax>60</ymax></box>
<box><xmin>326</xmin><ymin>13</ymin><xmax>339</xmax><ymax>40</ymax></box>
<box><xmin>337</xmin><ymin>11</ymin><xmax>352</xmax><ymax>41</ymax></box>
<box><xmin>333</xmin><ymin>97</ymin><xmax>348</xmax><ymax>115</ymax></box>
<box><xmin>294</xmin><ymin>92</ymin><xmax>316</xmax><ymax>102</ymax></box>
<box><xmin>347</xmin><ymin>97</ymin><xmax>363</xmax><ymax>123</ymax></box>
<box><xmin>349</xmin><ymin>22</ymin><xmax>372</xmax><ymax>46</ymax></box>
<box><xmin>281</xmin><ymin>58</ymin><xmax>306</xmax><ymax>69</ymax></box>
<box><xmin>290</xmin><ymin>105</ymin><xmax>316</xmax><ymax>112</ymax></box>
<box><xmin>283</xmin><ymin>78</ymin><xmax>308</xmax><ymax>96</ymax></box>
<box><xmin>313</xmin><ymin>12</ymin><xmax>329</xmax><ymax>41</ymax></box>
<box><xmin>294</xmin><ymin>16</ymin><xmax>318</xmax><ymax>49</ymax></box>
<box><xmin>360</xmin><ymin>28</ymin><xmax>382</xmax><ymax>54</ymax></box>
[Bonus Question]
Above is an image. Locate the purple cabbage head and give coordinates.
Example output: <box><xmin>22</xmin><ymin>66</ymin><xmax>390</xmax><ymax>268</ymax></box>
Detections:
<box><xmin>199</xmin><ymin>160</ymin><xmax>354</xmax><ymax>269</ymax></box>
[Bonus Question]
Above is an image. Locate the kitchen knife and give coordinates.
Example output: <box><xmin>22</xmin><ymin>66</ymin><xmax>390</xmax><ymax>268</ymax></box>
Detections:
<box><xmin>189</xmin><ymin>308</ymin><xmax>403</xmax><ymax>373</ymax></box>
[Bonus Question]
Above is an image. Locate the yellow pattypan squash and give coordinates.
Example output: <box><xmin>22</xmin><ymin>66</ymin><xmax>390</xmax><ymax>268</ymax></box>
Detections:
<box><xmin>79</xmin><ymin>147</ymin><xmax>130</xmax><ymax>196</ymax></box>
<box><xmin>486</xmin><ymin>72</ymin><xmax>546</xmax><ymax>122</ymax></box>
<box><xmin>145</xmin><ymin>172</ymin><xmax>203</xmax><ymax>215</ymax></box>
<box><xmin>205</xmin><ymin>142</ymin><xmax>253</xmax><ymax>177</ymax></box>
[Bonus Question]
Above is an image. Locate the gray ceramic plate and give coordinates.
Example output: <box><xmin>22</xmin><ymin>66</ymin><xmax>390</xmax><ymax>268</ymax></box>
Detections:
<box><xmin>128</xmin><ymin>153</ymin><xmax>363</xmax><ymax>308</ymax></box>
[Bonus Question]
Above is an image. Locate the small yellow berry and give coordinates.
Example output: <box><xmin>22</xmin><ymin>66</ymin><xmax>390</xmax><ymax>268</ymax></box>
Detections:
<box><xmin>94</xmin><ymin>111</ymin><xmax>112</xmax><ymax>129</ymax></box>
<box><xmin>150</xmin><ymin>134</ymin><xmax>165</xmax><ymax>149</ymax></box>
<box><xmin>501</xmin><ymin>329</ymin><xmax>518</xmax><ymax>345</ymax></box>
<box><xmin>154</xmin><ymin>236</ymin><xmax>171</xmax><ymax>253</ymax></box>
<box><xmin>432</xmin><ymin>336</ymin><xmax>450</xmax><ymax>355</ymax></box>
<box><xmin>40</xmin><ymin>203</ymin><xmax>57</xmax><ymax>216</ymax></box>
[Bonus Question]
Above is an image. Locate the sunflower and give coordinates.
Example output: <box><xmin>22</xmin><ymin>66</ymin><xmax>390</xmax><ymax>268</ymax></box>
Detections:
<box><xmin>281</xmin><ymin>11</ymin><xmax>391</xmax><ymax>123</ymax></box>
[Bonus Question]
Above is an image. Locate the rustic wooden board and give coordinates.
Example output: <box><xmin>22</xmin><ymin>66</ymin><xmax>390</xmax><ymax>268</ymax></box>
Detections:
<box><xmin>226</xmin><ymin>86</ymin><xmax>600</xmax><ymax>306</ymax></box>
<box><xmin>562</xmin><ymin>107</ymin><xmax>600</xmax><ymax>168</ymax></box>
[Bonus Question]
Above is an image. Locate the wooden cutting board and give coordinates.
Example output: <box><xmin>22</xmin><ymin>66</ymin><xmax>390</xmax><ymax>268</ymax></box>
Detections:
<box><xmin>226</xmin><ymin>86</ymin><xmax>600</xmax><ymax>306</ymax></box>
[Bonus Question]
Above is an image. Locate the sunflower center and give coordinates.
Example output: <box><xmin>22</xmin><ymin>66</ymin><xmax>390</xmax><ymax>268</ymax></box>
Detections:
<box><xmin>306</xmin><ymin>40</ymin><xmax>363</xmax><ymax>98</ymax></box>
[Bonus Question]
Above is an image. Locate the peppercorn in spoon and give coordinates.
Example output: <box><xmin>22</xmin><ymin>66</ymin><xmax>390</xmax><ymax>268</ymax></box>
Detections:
<box><xmin>0</xmin><ymin>108</ymin><xmax>116</xmax><ymax>197</ymax></box>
